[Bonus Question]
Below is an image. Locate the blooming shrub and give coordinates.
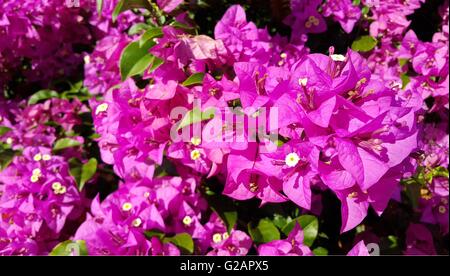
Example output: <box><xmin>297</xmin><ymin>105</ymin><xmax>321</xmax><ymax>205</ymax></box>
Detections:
<box><xmin>0</xmin><ymin>0</ymin><xmax>448</xmax><ymax>256</ymax></box>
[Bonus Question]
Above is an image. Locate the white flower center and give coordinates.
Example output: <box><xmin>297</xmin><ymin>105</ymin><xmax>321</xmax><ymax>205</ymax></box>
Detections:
<box><xmin>190</xmin><ymin>137</ymin><xmax>201</xmax><ymax>146</ymax></box>
<box><xmin>212</xmin><ymin>233</ymin><xmax>222</xmax><ymax>243</ymax></box>
<box><xmin>182</xmin><ymin>216</ymin><xmax>192</xmax><ymax>226</ymax></box>
<box><xmin>42</xmin><ymin>154</ymin><xmax>51</xmax><ymax>161</ymax></box>
<box><xmin>52</xmin><ymin>182</ymin><xmax>62</xmax><ymax>190</ymax></box>
<box><xmin>285</xmin><ymin>152</ymin><xmax>300</xmax><ymax>167</ymax></box>
<box><xmin>32</xmin><ymin>168</ymin><xmax>41</xmax><ymax>175</ymax></box>
<box><xmin>84</xmin><ymin>55</ymin><xmax>91</xmax><ymax>64</ymax></box>
<box><xmin>52</xmin><ymin>182</ymin><xmax>66</xmax><ymax>195</ymax></box>
<box><xmin>122</xmin><ymin>202</ymin><xmax>133</xmax><ymax>211</ymax></box>
<box><xmin>330</xmin><ymin>54</ymin><xmax>346</xmax><ymax>61</ymax></box>
<box><xmin>95</xmin><ymin>103</ymin><xmax>109</xmax><ymax>115</ymax></box>
<box><xmin>298</xmin><ymin>78</ymin><xmax>308</xmax><ymax>87</ymax></box>
<box><xmin>30</xmin><ymin>175</ymin><xmax>40</xmax><ymax>183</ymax></box>
<box><xmin>190</xmin><ymin>149</ymin><xmax>201</xmax><ymax>160</ymax></box>
<box><xmin>33</xmin><ymin>153</ymin><xmax>42</xmax><ymax>161</ymax></box>
<box><xmin>132</xmin><ymin>218</ymin><xmax>142</xmax><ymax>227</ymax></box>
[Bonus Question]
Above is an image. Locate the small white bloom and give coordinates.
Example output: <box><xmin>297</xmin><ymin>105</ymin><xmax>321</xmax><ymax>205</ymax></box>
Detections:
<box><xmin>212</xmin><ymin>233</ymin><xmax>222</xmax><ymax>243</ymax></box>
<box><xmin>122</xmin><ymin>202</ymin><xmax>133</xmax><ymax>211</ymax></box>
<box><xmin>33</xmin><ymin>153</ymin><xmax>42</xmax><ymax>161</ymax></box>
<box><xmin>32</xmin><ymin>168</ymin><xmax>42</xmax><ymax>176</ymax></box>
<box><xmin>330</xmin><ymin>54</ymin><xmax>346</xmax><ymax>62</ymax></box>
<box><xmin>298</xmin><ymin>78</ymin><xmax>308</xmax><ymax>87</ymax></box>
<box><xmin>190</xmin><ymin>137</ymin><xmax>201</xmax><ymax>146</ymax></box>
<box><xmin>190</xmin><ymin>149</ymin><xmax>201</xmax><ymax>161</ymax></box>
<box><xmin>182</xmin><ymin>216</ymin><xmax>192</xmax><ymax>226</ymax></box>
<box><xmin>95</xmin><ymin>103</ymin><xmax>109</xmax><ymax>115</ymax></box>
<box><xmin>285</xmin><ymin>152</ymin><xmax>300</xmax><ymax>167</ymax></box>
<box><xmin>132</xmin><ymin>218</ymin><xmax>142</xmax><ymax>227</ymax></box>
<box><xmin>42</xmin><ymin>154</ymin><xmax>51</xmax><ymax>161</ymax></box>
<box><xmin>84</xmin><ymin>55</ymin><xmax>91</xmax><ymax>64</ymax></box>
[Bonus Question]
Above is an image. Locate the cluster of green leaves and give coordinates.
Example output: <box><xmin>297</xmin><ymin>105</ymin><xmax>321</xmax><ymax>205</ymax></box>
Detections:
<box><xmin>113</xmin><ymin>0</ymin><xmax>198</xmax><ymax>82</ymax></box>
<box><xmin>28</xmin><ymin>81</ymin><xmax>92</xmax><ymax>105</ymax></box>
<box><xmin>247</xmin><ymin>214</ymin><xmax>323</xmax><ymax>254</ymax></box>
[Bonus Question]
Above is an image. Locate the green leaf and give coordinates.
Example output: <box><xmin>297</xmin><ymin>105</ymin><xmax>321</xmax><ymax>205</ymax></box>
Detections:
<box><xmin>272</xmin><ymin>214</ymin><xmax>292</xmax><ymax>229</ymax></box>
<box><xmin>176</xmin><ymin>107</ymin><xmax>215</xmax><ymax>131</ymax></box>
<box><xmin>204</xmin><ymin>191</ymin><xmax>238</xmax><ymax>233</ymax></box>
<box><xmin>281</xmin><ymin>215</ymin><xmax>319</xmax><ymax>247</ymax></box>
<box><xmin>68</xmin><ymin>158</ymin><xmax>82</xmax><ymax>185</ymax></box>
<box><xmin>128</xmin><ymin>23</ymin><xmax>150</xmax><ymax>35</ymax></box>
<box><xmin>169</xmin><ymin>20</ymin><xmax>197</xmax><ymax>34</ymax></box>
<box><xmin>248</xmin><ymin>219</ymin><xmax>280</xmax><ymax>243</ymax></box>
<box><xmin>60</xmin><ymin>82</ymin><xmax>91</xmax><ymax>101</ymax></box>
<box><xmin>144</xmin><ymin>229</ymin><xmax>166</xmax><ymax>240</ymax></box>
<box><xmin>399</xmin><ymin>58</ymin><xmax>409</xmax><ymax>67</ymax></box>
<box><xmin>148</xmin><ymin>56</ymin><xmax>164</xmax><ymax>73</ymax></box>
<box><xmin>388</xmin><ymin>235</ymin><xmax>399</xmax><ymax>249</ymax></box>
<box><xmin>404</xmin><ymin>180</ymin><xmax>421</xmax><ymax>209</ymax></box>
<box><xmin>356</xmin><ymin>224</ymin><xmax>366</xmax><ymax>234</ymax></box>
<box><xmin>0</xmin><ymin>126</ymin><xmax>12</xmax><ymax>136</ymax></box>
<box><xmin>53</xmin><ymin>138</ymin><xmax>82</xmax><ymax>151</ymax></box>
<box><xmin>96</xmin><ymin>0</ymin><xmax>103</xmax><ymax>15</ymax></box>
<box><xmin>139</xmin><ymin>27</ymin><xmax>163</xmax><ymax>47</ymax></box>
<box><xmin>313</xmin><ymin>247</ymin><xmax>328</xmax><ymax>256</ymax></box>
<box><xmin>207</xmin><ymin>200</ymin><xmax>237</xmax><ymax>233</ymax></box>
<box><xmin>120</xmin><ymin>39</ymin><xmax>155</xmax><ymax>81</ymax></box>
<box><xmin>351</xmin><ymin>35</ymin><xmax>378</xmax><ymax>52</ymax></box>
<box><xmin>222</xmin><ymin>211</ymin><xmax>238</xmax><ymax>232</ymax></box>
<box><xmin>28</xmin><ymin>89</ymin><xmax>59</xmax><ymax>105</ymax></box>
<box><xmin>163</xmin><ymin>233</ymin><xmax>194</xmax><ymax>254</ymax></box>
<box><xmin>361</xmin><ymin>6</ymin><xmax>370</xmax><ymax>15</ymax></box>
<box><xmin>0</xmin><ymin>148</ymin><xmax>16</xmax><ymax>171</ymax></box>
<box><xmin>89</xmin><ymin>133</ymin><xmax>101</xmax><ymax>139</ymax></box>
<box><xmin>352</xmin><ymin>0</ymin><xmax>361</xmax><ymax>5</ymax></box>
<box><xmin>401</xmin><ymin>73</ymin><xmax>411</xmax><ymax>89</ymax></box>
<box><xmin>182</xmin><ymin>73</ymin><xmax>205</xmax><ymax>86</ymax></box>
<box><xmin>49</xmin><ymin>240</ymin><xmax>88</xmax><ymax>256</ymax></box>
<box><xmin>112</xmin><ymin>0</ymin><xmax>151</xmax><ymax>22</ymax></box>
<box><xmin>431</xmin><ymin>166</ymin><xmax>449</xmax><ymax>178</ymax></box>
<box><xmin>79</xmin><ymin>158</ymin><xmax>98</xmax><ymax>191</ymax></box>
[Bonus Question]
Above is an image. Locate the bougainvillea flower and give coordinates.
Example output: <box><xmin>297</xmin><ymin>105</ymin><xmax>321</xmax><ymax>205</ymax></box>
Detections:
<box><xmin>283</xmin><ymin>0</ymin><xmax>326</xmax><ymax>40</ymax></box>
<box><xmin>322</xmin><ymin>0</ymin><xmax>361</xmax><ymax>33</ymax></box>
<box><xmin>206</xmin><ymin>229</ymin><xmax>252</xmax><ymax>256</ymax></box>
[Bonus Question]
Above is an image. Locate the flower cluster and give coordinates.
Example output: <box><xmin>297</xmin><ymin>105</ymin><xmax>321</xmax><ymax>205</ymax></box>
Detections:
<box><xmin>92</xmin><ymin>5</ymin><xmax>420</xmax><ymax>234</ymax></box>
<box><xmin>0</xmin><ymin>98</ymin><xmax>85</xmax><ymax>149</ymax></box>
<box><xmin>74</xmin><ymin>177</ymin><xmax>255</xmax><ymax>256</ymax></box>
<box><xmin>0</xmin><ymin>147</ymin><xmax>83</xmax><ymax>255</ymax></box>
<box><xmin>0</xmin><ymin>0</ymin><xmax>448</xmax><ymax>256</ymax></box>
<box><xmin>0</xmin><ymin>0</ymin><xmax>93</xmax><ymax>89</ymax></box>
<box><xmin>0</xmin><ymin>0</ymin><xmax>146</xmax><ymax>92</ymax></box>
